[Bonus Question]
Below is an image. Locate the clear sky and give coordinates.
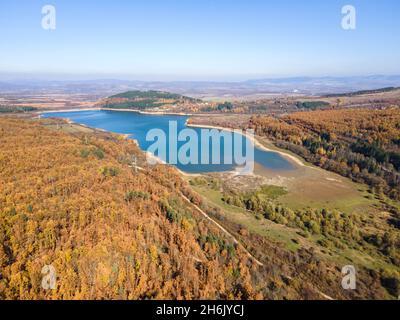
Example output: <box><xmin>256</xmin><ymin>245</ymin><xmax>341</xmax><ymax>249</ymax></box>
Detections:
<box><xmin>0</xmin><ymin>0</ymin><xmax>399</xmax><ymax>80</ymax></box>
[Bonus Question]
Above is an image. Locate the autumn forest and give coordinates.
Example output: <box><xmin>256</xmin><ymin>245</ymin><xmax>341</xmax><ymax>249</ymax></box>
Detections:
<box><xmin>0</xmin><ymin>110</ymin><xmax>399</xmax><ymax>299</ymax></box>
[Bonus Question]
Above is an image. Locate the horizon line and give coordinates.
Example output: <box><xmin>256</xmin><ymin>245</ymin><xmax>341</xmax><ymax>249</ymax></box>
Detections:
<box><xmin>1</xmin><ymin>73</ymin><xmax>400</xmax><ymax>83</ymax></box>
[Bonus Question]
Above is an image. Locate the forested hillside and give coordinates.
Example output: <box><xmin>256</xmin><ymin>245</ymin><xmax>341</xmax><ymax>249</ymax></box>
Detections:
<box><xmin>0</xmin><ymin>117</ymin><xmax>397</xmax><ymax>300</ymax></box>
<box><xmin>99</xmin><ymin>90</ymin><xmax>201</xmax><ymax>110</ymax></box>
<box><xmin>0</xmin><ymin>106</ymin><xmax>37</xmax><ymax>113</ymax></box>
<box><xmin>324</xmin><ymin>87</ymin><xmax>400</xmax><ymax>98</ymax></box>
<box><xmin>0</xmin><ymin>118</ymin><xmax>263</xmax><ymax>299</ymax></box>
<box><xmin>250</xmin><ymin>108</ymin><xmax>400</xmax><ymax>201</ymax></box>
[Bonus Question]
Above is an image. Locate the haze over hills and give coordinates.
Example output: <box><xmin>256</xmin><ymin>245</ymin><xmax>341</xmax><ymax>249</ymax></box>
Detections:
<box><xmin>1</xmin><ymin>75</ymin><xmax>400</xmax><ymax>99</ymax></box>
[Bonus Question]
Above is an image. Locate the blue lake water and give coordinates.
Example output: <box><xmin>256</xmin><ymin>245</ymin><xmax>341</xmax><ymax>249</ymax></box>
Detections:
<box><xmin>42</xmin><ymin>110</ymin><xmax>295</xmax><ymax>173</ymax></box>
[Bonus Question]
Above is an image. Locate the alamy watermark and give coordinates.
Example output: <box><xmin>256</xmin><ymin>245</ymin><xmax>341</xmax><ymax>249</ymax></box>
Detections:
<box><xmin>342</xmin><ymin>5</ymin><xmax>356</xmax><ymax>30</ymax></box>
<box><xmin>341</xmin><ymin>265</ymin><xmax>356</xmax><ymax>290</ymax></box>
<box><xmin>41</xmin><ymin>264</ymin><xmax>57</xmax><ymax>290</ymax></box>
<box><xmin>39</xmin><ymin>5</ymin><xmax>356</xmax><ymax>32</ymax></box>
<box><xmin>41</xmin><ymin>5</ymin><xmax>56</xmax><ymax>30</ymax></box>
<box><xmin>145</xmin><ymin>121</ymin><xmax>255</xmax><ymax>175</ymax></box>
<box><xmin>40</xmin><ymin>4</ymin><xmax>356</xmax><ymax>31</ymax></box>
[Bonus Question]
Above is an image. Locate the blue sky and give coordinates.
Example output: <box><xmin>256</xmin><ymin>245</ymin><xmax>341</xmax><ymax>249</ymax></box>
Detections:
<box><xmin>0</xmin><ymin>0</ymin><xmax>399</xmax><ymax>80</ymax></box>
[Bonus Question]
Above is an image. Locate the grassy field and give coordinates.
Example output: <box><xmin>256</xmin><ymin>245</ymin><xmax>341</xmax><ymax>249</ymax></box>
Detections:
<box><xmin>186</xmin><ymin>170</ymin><xmax>399</xmax><ymax>284</ymax></box>
<box><xmin>246</xmin><ymin>134</ymin><xmax>380</xmax><ymax>213</ymax></box>
<box><xmin>188</xmin><ymin>181</ymin><xmax>303</xmax><ymax>252</ymax></box>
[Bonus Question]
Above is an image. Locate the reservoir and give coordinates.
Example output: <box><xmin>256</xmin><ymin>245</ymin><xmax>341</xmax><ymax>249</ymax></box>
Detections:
<box><xmin>42</xmin><ymin>110</ymin><xmax>295</xmax><ymax>174</ymax></box>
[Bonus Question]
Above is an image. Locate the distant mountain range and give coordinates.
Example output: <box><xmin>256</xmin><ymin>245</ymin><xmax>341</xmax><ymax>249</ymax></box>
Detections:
<box><xmin>1</xmin><ymin>75</ymin><xmax>400</xmax><ymax>98</ymax></box>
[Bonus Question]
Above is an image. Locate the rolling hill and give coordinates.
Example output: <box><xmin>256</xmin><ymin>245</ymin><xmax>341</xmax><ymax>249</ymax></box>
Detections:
<box><xmin>98</xmin><ymin>90</ymin><xmax>201</xmax><ymax>111</ymax></box>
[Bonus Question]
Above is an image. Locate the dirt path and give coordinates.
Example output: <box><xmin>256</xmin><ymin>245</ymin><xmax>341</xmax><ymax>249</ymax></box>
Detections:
<box><xmin>180</xmin><ymin>193</ymin><xmax>265</xmax><ymax>267</ymax></box>
<box><xmin>130</xmin><ymin>155</ymin><xmax>334</xmax><ymax>299</ymax></box>
<box><xmin>132</xmin><ymin>162</ymin><xmax>264</xmax><ymax>266</ymax></box>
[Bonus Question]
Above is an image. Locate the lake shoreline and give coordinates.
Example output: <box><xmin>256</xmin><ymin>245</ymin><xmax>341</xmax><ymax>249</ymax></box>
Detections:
<box><xmin>39</xmin><ymin>107</ymin><xmax>191</xmax><ymax>116</ymax></box>
<box><xmin>101</xmin><ymin>108</ymin><xmax>192</xmax><ymax>116</ymax></box>
<box><xmin>40</xmin><ymin>107</ymin><xmax>225</xmax><ymax>117</ymax></box>
<box><xmin>38</xmin><ymin>108</ymin><xmax>101</xmax><ymax>114</ymax></box>
<box><xmin>186</xmin><ymin>123</ymin><xmax>305</xmax><ymax>168</ymax></box>
<box><xmin>41</xmin><ymin>108</ymin><xmax>304</xmax><ymax>176</ymax></box>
